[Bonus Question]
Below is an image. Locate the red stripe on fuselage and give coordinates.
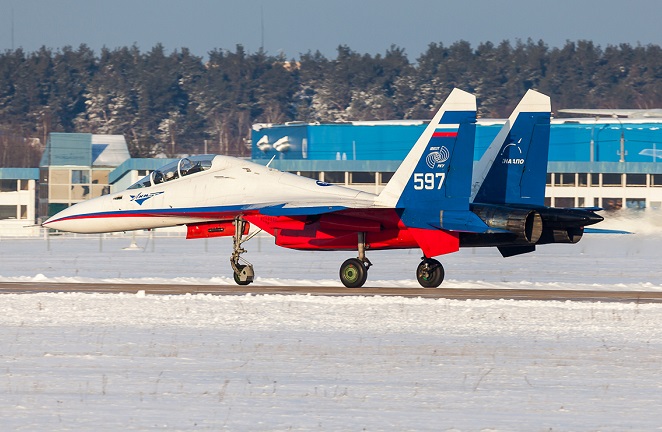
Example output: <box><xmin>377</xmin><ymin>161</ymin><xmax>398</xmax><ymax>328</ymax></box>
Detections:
<box><xmin>47</xmin><ymin>209</ymin><xmax>255</xmax><ymax>224</ymax></box>
<box><xmin>432</xmin><ymin>131</ymin><xmax>458</xmax><ymax>138</ymax></box>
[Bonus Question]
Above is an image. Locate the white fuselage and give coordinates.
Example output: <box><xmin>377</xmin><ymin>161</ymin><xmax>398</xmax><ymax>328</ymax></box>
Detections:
<box><xmin>43</xmin><ymin>156</ymin><xmax>378</xmax><ymax>233</ymax></box>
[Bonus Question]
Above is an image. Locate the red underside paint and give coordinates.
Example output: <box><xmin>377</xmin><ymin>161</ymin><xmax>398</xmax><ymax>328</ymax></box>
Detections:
<box><xmin>186</xmin><ymin>220</ymin><xmax>249</xmax><ymax>239</ymax></box>
<box><xmin>245</xmin><ymin>215</ymin><xmax>307</xmax><ymax>231</ymax></box>
<box><xmin>273</xmin><ymin>227</ymin><xmax>420</xmax><ymax>251</ymax></box>
<box><xmin>318</xmin><ymin>214</ymin><xmax>381</xmax><ymax>232</ymax></box>
<box><xmin>247</xmin><ymin>210</ymin><xmax>459</xmax><ymax>256</ymax></box>
<box><xmin>408</xmin><ymin>227</ymin><xmax>459</xmax><ymax>257</ymax></box>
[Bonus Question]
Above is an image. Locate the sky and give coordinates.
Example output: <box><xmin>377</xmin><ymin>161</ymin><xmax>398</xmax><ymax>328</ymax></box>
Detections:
<box><xmin>1</xmin><ymin>0</ymin><xmax>662</xmax><ymax>60</ymax></box>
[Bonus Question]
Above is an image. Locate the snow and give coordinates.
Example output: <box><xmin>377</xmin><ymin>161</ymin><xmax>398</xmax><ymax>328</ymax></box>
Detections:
<box><xmin>1</xmin><ymin>216</ymin><xmax>661</xmax><ymax>430</ymax></box>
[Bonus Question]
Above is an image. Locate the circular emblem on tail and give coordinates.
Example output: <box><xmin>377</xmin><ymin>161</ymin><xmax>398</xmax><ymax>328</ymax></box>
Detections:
<box><xmin>425</xmin><ymin>146</ymin><xmax>450</xmax><ymax>169</ymax></box>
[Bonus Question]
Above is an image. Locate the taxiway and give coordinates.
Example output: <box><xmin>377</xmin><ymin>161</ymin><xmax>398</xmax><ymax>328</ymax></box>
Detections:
<box><xmin>1</xmin><ymin>282</ymin><xmax>661</xmax><ymax>303</ymax></box>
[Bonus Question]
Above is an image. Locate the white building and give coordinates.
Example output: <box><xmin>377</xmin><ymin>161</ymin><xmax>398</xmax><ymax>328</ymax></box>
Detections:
<box><xmin>0</xmin><ymin>168</ymin><xmax>39</xmax><ymax>236</ymax></box>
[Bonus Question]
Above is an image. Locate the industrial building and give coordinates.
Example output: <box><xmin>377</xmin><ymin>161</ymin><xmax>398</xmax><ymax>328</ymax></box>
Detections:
<box><xmin>251</xmin><ymin>118</ymin><xmax>662</xmax><ymax>211</ymax></box>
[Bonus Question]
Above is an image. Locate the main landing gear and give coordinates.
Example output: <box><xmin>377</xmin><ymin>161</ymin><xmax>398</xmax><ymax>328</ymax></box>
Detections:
<box><xmin>416</xmin><ymin>257</ymin><xmax>444</xmax><ymax>288</ymax></box>
<box><xmin>230</xmin><ymin>216</ymin><xmax>259</xmax><ymax>286</ymax></box>
<box><xmin>339</xmin><ymin>232</ymin><xmax>372</xmax><ymax>288</ymax></box>
<box><xmin>338</xmin><ymin>231</ymin><xmax>445</xmax><ymax>288</ymax></box>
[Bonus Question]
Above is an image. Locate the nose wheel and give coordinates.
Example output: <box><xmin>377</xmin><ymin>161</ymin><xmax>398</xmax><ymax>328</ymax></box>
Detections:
<box><xmin>416</xmin><ymin>258</ymin><xmax>444</xmax><ymax>288</ymax></box>
<box><xmin>232</xmin><ymin>263</ymin><xmax>254</xmax><ymax>286</ymax></box>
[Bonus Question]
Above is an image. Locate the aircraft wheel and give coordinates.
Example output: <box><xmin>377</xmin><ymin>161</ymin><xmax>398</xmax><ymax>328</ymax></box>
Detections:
<box><xmin>233</xmin><ymin>264</ymin><xmax>253</xmax><ymax>286</ymax></box>
<box><xmin>416</xmin><ymin>258</ymin><xmax>444</xmax><ymax>288</ymax></box>
<box><xmin>340</xmin><ymin>258</ymin><xmax>368</xmax><ymax>288</ymax></box>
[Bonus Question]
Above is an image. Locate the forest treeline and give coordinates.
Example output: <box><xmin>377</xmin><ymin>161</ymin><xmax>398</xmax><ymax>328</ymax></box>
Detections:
<box><xmin>2</xmin><ymin>39</ymin><xmax>662</xmax><ymax>167</ymax></box>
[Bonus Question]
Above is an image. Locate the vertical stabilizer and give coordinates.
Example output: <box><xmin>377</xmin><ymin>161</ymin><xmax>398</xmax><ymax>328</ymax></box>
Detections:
<box><xmin>376</xmin><ymin>88</ymin><xmax>477</xmax><ymax>220</ymax></box>
<box><xmin>471</xmin><ymin>90</ymin><xmax>551</xmax><ymax>206</ymax></box>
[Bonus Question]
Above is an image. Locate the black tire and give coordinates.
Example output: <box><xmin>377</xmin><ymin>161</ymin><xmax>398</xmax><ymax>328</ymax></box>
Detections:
<box><xmin>339</xmin><ymin>258</ymin><xmax>368</xmax><ymax>288</ymax></box>
<box><xmin>233</xmin><ymin>264</ymin><xmax>252</xmax><ymax>286</ymax></box>
<box><xmin>416</xmin><ymin>258</ymin><xmax>444</xmax><ymax>288</ymax></box>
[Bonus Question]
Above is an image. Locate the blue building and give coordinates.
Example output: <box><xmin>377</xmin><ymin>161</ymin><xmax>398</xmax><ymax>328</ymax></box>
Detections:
<box><xmin>252</xmin><ymin>118</ymin><xmax>662</xmax><ymax>163</ymax></box>
<box><xmin>251</xmin><ymin>118</ymin><xmax>662</xmax><ymax>210</ymax></box>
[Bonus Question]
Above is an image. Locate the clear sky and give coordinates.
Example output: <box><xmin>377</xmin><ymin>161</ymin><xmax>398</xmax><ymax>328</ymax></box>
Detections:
<box><xmin>2</xmin><ymin>0</ymin><xmax>662</xmax><ymax>60</ymax></box>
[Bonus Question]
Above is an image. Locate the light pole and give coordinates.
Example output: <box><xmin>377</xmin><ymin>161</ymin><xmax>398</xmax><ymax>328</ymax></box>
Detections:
<box><xmin>589</xmin><ymin>116</ymin><xmax>599</xmax><ymax>162</ymax></box>
<box><xmin>595</xmin><ymin>123</ymin><xmax>610</xmax><ymax>162</ymax></box>
<box><xmin>612</xmin><ymin>114</ymin><xmax>626</xmax><ymax>163</ymax></box>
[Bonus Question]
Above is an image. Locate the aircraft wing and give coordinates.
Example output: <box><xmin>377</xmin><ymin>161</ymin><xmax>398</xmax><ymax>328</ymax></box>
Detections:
<box><xmin>255</xmin><ymin>198</ymin><xmax>380</xmax><ymax>216</ymax></box>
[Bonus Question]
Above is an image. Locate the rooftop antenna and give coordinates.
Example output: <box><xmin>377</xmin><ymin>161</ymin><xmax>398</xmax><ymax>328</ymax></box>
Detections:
<box><xmin>260</xmin><ymin>5</ymin><xmax>264</xmax><ymax>51</ymax></box>
<box><xmin>11</xmin><ymin>6</ymin><xmax>15</xmax><ymax>50</ymax></box>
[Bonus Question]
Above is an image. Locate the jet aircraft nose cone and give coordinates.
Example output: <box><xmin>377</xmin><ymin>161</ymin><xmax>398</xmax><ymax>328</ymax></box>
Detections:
<box><xmin>41</xmin><ymin>195</ymin><xmax>109</xmax><ymax>233</ymax></box>
<box><xmin>42</xmin><ymin>208</ymin><xmax>75</xmax><ymax>231</ymax></box>
<box><xmin>42</xmin><ymin>216</ymin><xmax>54</xmax><ymax>228</ymax></box>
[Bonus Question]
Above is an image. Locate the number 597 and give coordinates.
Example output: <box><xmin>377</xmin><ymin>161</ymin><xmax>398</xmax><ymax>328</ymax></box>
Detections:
<box><xmin>413</xmin><ymin>172</ymin><xmax>445</xmax><ymax>190</ymax></box>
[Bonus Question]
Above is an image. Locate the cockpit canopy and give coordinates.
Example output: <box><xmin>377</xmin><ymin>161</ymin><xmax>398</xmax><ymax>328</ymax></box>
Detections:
<box><xmin>128</xmin><ymin>155</ymin><xmax>214</xmax><ymax>189</ymax></box>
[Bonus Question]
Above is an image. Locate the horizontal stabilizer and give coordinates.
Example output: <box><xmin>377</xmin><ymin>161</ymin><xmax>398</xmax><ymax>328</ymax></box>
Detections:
<box><xmin>584</xmin><ymin>228</ymin><xmax>633</xmax><ymax>235</ymax></box>
<box><xmin>434</xmin><ymin>210</ymin><xmax>491</xmax><ymax>233</ymax></box>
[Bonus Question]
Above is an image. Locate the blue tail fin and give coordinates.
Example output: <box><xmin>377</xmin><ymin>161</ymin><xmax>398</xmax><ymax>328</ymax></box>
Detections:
<box><xmin>471</xmin><ymin>90</ymin><xmax>551</xmax><ymax>206</ymax></box>
<box><xmin>377</xmin><ymin>88</ymin><xmax>486</xmax><ymax>231</ymax></box>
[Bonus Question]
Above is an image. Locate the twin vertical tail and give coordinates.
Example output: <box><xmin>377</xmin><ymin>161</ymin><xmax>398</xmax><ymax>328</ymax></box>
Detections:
<box><xmin>471</xmin><ymin>90</ymin><xmax>551</xmax><ymax>206</ymax></box>
<box><xmin>376</xmin><ymin>88</ymin><xmax>603</xmax><ymax>259</ymax></box>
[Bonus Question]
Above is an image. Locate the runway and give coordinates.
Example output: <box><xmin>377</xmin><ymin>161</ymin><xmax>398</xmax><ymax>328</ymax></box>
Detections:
<box><xmin>1</xmin><ymin>281</ymin><xmax>661</xmax><ymax>303</ymax></box>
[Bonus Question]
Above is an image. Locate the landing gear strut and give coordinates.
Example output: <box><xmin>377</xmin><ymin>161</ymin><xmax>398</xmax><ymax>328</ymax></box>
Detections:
<box><xmin>339</xmin><ymin>232</ymin><xmax>372</xmax><ymax>288</ymax></box>
<box><xmin>230</xmin><ymin>216</ymin><xmax>258</xmax><ymax>285</ymax></box>
<box><xmin>416</xmin><ymin>257</ymin><xmax>444</xmax><ymax>288</ymax></box>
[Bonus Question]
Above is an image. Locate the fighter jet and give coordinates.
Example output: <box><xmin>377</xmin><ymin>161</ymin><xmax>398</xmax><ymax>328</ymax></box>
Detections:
<box><xmin>43</xmin><ymin>89</ymin><xmax>604</xmax><ymax>288</ymax></box>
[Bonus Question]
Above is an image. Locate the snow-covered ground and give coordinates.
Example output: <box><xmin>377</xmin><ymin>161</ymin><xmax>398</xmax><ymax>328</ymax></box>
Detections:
<box><xmin>3</xmin><ymin>293</ymin><xmax>661</xmax><ymax>430</ymax></box>
<box><xmin>1</xmin><ymin>215</ymin><xmax>661</xmax><ymax>430</ymax></box>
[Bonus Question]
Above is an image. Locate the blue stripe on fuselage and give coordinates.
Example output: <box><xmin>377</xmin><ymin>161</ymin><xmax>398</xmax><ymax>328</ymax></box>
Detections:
<box><xmin>48</xmin><ymin>202</ymin><xmax>350</xmax><ymax>224</ymax></box>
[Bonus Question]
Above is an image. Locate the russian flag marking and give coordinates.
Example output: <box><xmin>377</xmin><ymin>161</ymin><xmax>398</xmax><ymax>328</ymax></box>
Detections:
<box><xmin>432</xmin><ymin>131</ymin><xmax>458</xmax><ymax>138</ymax></box>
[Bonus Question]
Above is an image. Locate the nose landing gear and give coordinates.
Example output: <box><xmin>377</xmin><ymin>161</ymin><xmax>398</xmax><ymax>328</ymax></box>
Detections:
<box><xmin>230</xmin><ymin>216</ymin><xmax>259</xmax><ymax>286</ymax></box>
